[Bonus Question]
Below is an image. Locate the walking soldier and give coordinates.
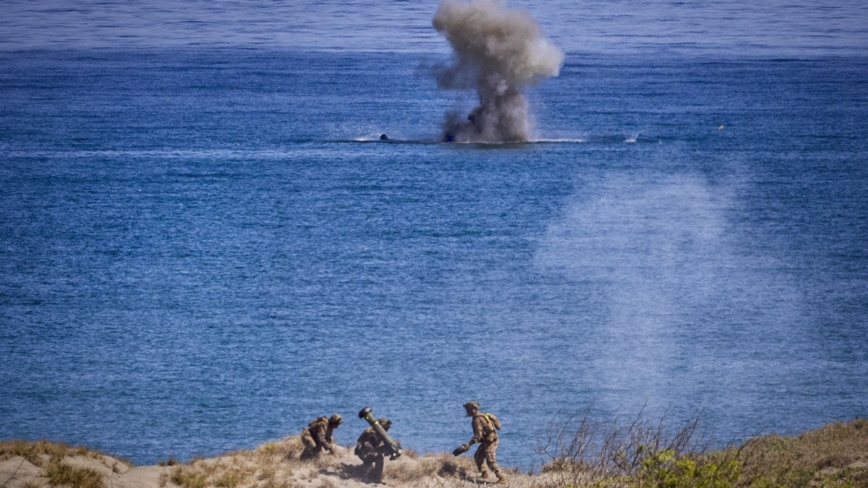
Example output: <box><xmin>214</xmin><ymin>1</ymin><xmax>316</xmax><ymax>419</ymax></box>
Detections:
<box><xmin>453</xmin><ymin>401</ymin><xmax>506</xmax><ymax>485</ymax></box>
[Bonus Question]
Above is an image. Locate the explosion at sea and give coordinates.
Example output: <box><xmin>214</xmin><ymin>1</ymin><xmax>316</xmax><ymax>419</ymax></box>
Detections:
<box><xmin>432</xmin><ymin>0</ymin><xmax>564</xmax><ymax>143</ymax></box>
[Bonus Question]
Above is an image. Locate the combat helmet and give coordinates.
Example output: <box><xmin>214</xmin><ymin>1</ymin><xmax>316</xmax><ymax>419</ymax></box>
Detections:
<box><xmin>463</xmin><ymin>400</ymin><xmax>480</xmax><ymax>411</ymax></box>
<box><xmin>329</xmin><ymin>414</ymin><xmax>343</xmax><ymax>425</ymax></box>
<box><xmin>378</xmin><ymin>418</ymin><xmax>392</xmax><ymax>430</ymax></box>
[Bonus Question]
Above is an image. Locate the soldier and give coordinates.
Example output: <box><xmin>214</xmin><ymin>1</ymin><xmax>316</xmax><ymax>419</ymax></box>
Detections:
<box><xmin>300</xmin><ymin>413</ymin><xmax>342</xmax><ymax>460</ymax></box>
<box><xmin>453</xmin><ymin>401</ymin><xmax>506</xmax><ymax>485</ymax></box>
<box><xmin>354</xmin><ymin>417</ymin><xmax>397</xmax><ymax>483</ymax></box>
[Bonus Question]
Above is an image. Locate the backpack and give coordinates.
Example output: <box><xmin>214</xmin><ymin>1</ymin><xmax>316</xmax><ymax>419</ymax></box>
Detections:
<box><xmin>309</xmin><ymin>416</ymin><xmax>328</xmax><ymax>428</ymax></box>
<box><xmin>484</xmin><ymin>413</ymin><xmax>502</xmax><ymax>431</ymax></box>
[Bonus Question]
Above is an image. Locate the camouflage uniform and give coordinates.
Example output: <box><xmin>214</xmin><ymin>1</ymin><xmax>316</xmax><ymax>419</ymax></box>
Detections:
<box><xmin>354</xmin><ymin>418</ymin><xmax>394</xmax><ymax>483</ymax></box>
<box><xmin>300</xmin><ymin>414</ymin><xmax>341</xmax><ymax>460</ymax></box>
<box><xmin>459</xmin><ymin>401</ymin><xmax>505</xmax><ymax>484</ymax></box>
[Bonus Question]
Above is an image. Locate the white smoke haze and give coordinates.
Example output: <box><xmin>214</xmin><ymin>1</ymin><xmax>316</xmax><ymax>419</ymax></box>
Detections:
<box><xmin>432</xmin><ymin>0</ymin><xmax>564</xmax><ymax>142</ymax></box>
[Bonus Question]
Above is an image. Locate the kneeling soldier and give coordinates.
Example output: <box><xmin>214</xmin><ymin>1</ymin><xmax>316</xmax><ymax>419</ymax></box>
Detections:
<box><xmin>300</xmin><ymin>414</ymin><xmax>342</xmax><ymax>460</ymax></box>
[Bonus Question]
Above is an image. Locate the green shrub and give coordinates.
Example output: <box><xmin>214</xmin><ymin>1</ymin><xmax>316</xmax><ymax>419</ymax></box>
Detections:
<box><xmin>629</xmin><ymin>448</ymin><xmax>741</xmax><ymax>488</ymax></box>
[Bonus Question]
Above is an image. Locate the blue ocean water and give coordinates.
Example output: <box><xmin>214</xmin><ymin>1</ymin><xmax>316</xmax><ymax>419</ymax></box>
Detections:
<box><xmin>1</xmin><ymin>0</ymin><xmax>868</xmax><ymax>471</ymax></box>
<box><xmin>2</xmin><ymin>48</ymin><xmax>866</xmax><ymax>468</ymax></box>
<box><xmin>1</xmin><ymin>0</ymin><xmax>867</xmax><ymax>56</ymax></box>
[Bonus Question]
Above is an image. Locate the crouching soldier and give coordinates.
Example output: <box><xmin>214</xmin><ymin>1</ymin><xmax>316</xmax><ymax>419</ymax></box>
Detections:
<box><xmin>300</xmin><ymin>414</ymin><xmax>342</xmax><ymax>460</ymax></box>
<box><xmin>355</xmin><ymin>418</ymin><xmax>398</xmax><ymax>483</ymax></box>
<box><xmin>453</xmin><ymin>401</ymin><xmax>506</xmax><ymax>485</ymax></box>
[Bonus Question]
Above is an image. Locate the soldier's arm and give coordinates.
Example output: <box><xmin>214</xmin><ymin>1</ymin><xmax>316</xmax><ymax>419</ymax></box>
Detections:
<box><xmin>313</xmin><ymin>424</ymin><xmax>332</xmax><ymax>449</ymax></box>
<box><xmin>324</xmin><ymin>431</ymin><xmax>338</xmax><ymax>453</ymax></box>
<box><xmin>356</xmin><ymin>430</ymin><xmax>370</xmax><ymax>446</ymax></box>
<box><xmin>468</xmin><ymin>416</ymin><xmax>485</xmax><ymax>445</ymax></box>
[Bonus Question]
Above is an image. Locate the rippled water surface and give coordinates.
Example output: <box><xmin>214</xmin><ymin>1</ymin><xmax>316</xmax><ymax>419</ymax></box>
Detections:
<box><xmin>1</xmin><ymin>0</ymin><xmax>866</xmax><ymax>55</ymax></box>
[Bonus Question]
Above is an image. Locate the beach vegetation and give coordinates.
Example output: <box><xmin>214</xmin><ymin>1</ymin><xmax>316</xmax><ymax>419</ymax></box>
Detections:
<box><xmin>45</xmin><ymin>462</ymin><xmax>105</xmax><ymax>488</ymax></box>
<box><xmin>164</xmin><ymin>436</ymin><xmax>309</xmax><ymax>488</ymax></box>
<box><xmin>381</xmin><ymin>453</ymin><xmax>471</xmax><ymax>483</ymax></box>
<box><xmin>170</xmin><ymin>466</ymin><xmax>208</xmax><ymax>488</ymax></box>
<box><xmin>2</xmin><ymin>418</ymin><xmax>867</xmax><ymax>488</ymax></box>
<box><xmin>535</xmin><ymin>411</ymin><xmax>868</xmax><ymax>488</ymax></box>
<box><xmin>0</xmin><ymin>439</ymin><xmax>113</xmax><ymax>467</ymax></box>
<box><xmin>213</xmin><ymin>469</ymin><xmax>243</xmax><ymax>488</ymax></box>
<box><xmin>1</xmin><ymin>438</ymin><xmax>134</xmax><ymax>488</ymax></box>
<box><xmin>737</xmin><ymin>417</ymin><xmax>868</xmax><ymax>488</ymax></box>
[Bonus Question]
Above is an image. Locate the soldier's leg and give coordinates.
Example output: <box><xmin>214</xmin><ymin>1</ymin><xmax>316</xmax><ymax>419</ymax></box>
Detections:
<box><xmin>307</xmin><ymin>440</ymin><xmax>326</xmax><ymax>458</ymax></box>
<box><xmin>372</xmin><ymin>454</ymin><xmax>385</xmax><ymax>483</ymax></box>
<box><xmin>360</xmin><ymin>459</ymin><xmax>374</xmax><ymax>481</ymax></box>
<box><xmin>485</xmin><ymin>439</ymin><xmax>506</xmax><ymax>483</ymax></box>
<box><xmin>300</xmin><ymin>434</ymin><xmax>318</xmax><ymax>460</ymax></box>
<box><xmin>474</xmin><ymin>444</ymin><xmax>490</xmax><ymax>478</ymax></box>
<box><xmin>358</xmin><ymin>445</ymin><xmax>377</xmax><ymax>481</ymax></box>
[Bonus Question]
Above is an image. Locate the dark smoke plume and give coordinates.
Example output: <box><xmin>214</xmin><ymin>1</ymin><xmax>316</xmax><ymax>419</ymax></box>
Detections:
<box><xmin>432</xmin><ymin>0</ymin><xmax>563</xmax><ymax>143</ymax></box>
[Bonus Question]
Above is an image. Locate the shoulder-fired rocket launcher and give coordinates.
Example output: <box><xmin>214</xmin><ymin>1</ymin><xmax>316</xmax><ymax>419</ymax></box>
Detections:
<box><xmin>358</xmin><ymin>406</ymin><xmax>403</xmax><ymax>460</ymax></box>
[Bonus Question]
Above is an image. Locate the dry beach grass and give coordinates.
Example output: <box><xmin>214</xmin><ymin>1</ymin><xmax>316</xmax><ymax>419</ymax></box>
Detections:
<box><xmin>2</xmin><ymin>419</ymin><xmax>867</xmax><ymax>488</ymax></box>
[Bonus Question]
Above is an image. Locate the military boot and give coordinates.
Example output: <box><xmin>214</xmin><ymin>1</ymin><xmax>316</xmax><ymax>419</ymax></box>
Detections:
<box><xmin>495</xmin><ymin>476</ymin><xmax>508</xmax><ymax>485</ymax></box>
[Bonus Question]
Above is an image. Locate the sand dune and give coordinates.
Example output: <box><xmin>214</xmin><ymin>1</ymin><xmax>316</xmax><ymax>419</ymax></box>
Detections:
<box><xmin>0</xmin><ymin>437</ymin><xmax>537</xmax><ymax>488</ymax></box>
<box><xmin>4</xmin><ymin>419</ymin><xmax>868</xmax><ymax>488</ymax></box>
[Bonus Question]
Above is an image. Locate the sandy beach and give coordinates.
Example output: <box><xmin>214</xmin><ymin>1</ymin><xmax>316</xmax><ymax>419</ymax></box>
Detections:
<box><xmin>0</xmin><ymin>436</ymin><xmax>538</xmax><ymax>488</ymax></box>
<box><xmin>3</xmin><ymin>419</ymin><xmax>868</xmax><ymax>488</ymax></box>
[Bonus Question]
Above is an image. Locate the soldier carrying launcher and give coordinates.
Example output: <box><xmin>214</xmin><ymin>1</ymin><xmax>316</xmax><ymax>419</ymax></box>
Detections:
<box><xmin>356</xmin><ymin>406</ymin><xmax>402</xmax><ymax>483</ymax></box>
